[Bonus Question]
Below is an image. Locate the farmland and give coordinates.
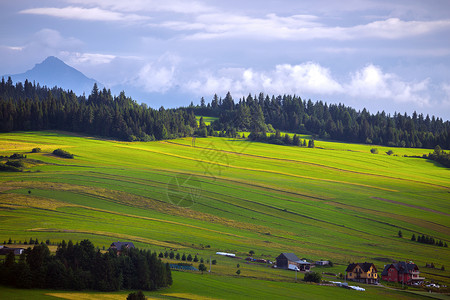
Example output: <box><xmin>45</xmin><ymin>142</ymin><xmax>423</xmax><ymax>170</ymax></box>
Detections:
<box><xmin>0</xmin><ymin>131</ymin><xmax>449</xmax><ymax>299</ymax></box>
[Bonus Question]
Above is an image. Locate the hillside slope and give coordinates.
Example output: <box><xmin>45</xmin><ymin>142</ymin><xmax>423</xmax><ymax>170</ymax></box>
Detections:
<box><xmin>0</xmin><ymin>131</ymin><xmax>449</xmax><ymax>295</ymax></box>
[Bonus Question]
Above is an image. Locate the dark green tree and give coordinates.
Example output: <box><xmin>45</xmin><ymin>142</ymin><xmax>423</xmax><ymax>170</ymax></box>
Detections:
<box><xmin>198</xmin><ymin>263</ymin><xmax>207</xmax><ymax>274</ymax></box>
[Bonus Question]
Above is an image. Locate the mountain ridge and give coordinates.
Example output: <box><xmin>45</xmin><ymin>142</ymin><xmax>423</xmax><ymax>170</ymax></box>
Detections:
<box><xmin>4</xmin><ymin>56</ymin><xmax>100</xmax><ymax>96</ymax></box>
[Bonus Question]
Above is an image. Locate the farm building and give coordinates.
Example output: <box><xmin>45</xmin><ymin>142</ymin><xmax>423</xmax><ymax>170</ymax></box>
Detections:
<box><xmin>345</xmin><ymin>262</ymin><xmax>378</xmax><ymax>284</ymax></box>
<box><xmin>276</xmin><ymin>253</ymin><xmax>311</xmax><ymax>271</ymax></box>
<box><xmin>0</xmin><ymin>247</ymin><xmax>24</xmax><ymax>255</ymax></box>
<box><xmin>315</xmin><ymin>260</ymin><xmax>330</xmax><ymax>266</ymax></box>
<box><xmin>381</xmin><ymin>262</ymin><xmax>424</xmax><ymax>285</ymax></box>
<box><xmin>109</xmin><ymin>241</ymin><xmax>135</xmax><ymax>254</ymax></box>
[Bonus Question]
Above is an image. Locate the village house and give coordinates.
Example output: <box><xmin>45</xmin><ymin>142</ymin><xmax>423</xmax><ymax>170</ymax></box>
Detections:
<box><xmin>346</xmin><ymin>262</ymin><xmax>378</xmax><ymax>284</ymax></box>
<box><xmin>381</xmin><ymin>261</ymin><xmax>424</xmax><ymax>285</ymax></box>
<box><xmin>109</xmin><ymin>241</ymin><xmax>135</xmax><ymax>255</ymax></box>
<box><xmin>276</xmin><ymin>253</ymin><xmax>311</xmax><ymax>271</ymax></box>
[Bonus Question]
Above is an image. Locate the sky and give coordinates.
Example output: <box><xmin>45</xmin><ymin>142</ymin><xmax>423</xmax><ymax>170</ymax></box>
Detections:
<box><xmin>1</xmin><ymin>0</ymin><xmax>450</xmax><ymax>120</ymax></box>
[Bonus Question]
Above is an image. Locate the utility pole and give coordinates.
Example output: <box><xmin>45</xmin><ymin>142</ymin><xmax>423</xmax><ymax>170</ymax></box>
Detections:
<box><xmin>209</xmin><ymin>255</ymin><xmax>211</xmax><ymax>273</ymax></box>
<box><xmin>295</xmin><ymin>269</ymin><xmax>297</xmax><ymax>281</ymax></box>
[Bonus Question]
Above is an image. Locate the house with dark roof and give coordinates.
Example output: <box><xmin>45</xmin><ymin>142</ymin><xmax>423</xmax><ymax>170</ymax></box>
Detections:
<box><xmin>109</xmin><ymin>241</ymin><xmax>135</xmax><ymax>255</ymax></box>
<box><xmin>346</xmin><ymin>262</ymin><xmax>378</xmax><ymax>284</ymax></box>
<box><xmin>381</xmin><ymin>262</ymin><xmax>424</xmax><ymax>285</ymax></box>
<box><xmin>276</xmin><ymin>253</ymin><xmax>311</xmax><ymax>271</ymax></box>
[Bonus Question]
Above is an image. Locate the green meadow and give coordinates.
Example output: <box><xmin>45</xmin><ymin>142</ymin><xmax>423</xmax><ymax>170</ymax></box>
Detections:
<box><xmin>0</xmin><ymin>131</ymin><xmax>449</xmax><ymax>299</ymax></box>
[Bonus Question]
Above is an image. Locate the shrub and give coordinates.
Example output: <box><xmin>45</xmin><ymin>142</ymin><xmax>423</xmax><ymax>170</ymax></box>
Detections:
<box><xmin>386</xmin><ymin>150</ymin><xmax>394</xmax><ymax>155</ymax></box>
<box><xmin>370</xmin><ymin>148</ymin><xmax>379</xmax><ymax>154</ymax></box>
<box><xmin>9</xmin><ymin>153</ymin><xmax>26</xmax><ymax>159</ymax></box>
<box><xmin>0</xmin><ymin>163</ymin><xmax>22</xmax><ymax>172</ymax></box>
<box><xmin>52</xmin><ymin>149</ymin><xmax>74</xmax><ymax>159</ymax></box>
<box><xmin>31</xmin><ymin>148</ymin><xmax>41</xmax><ymax>153</ymax></box>
<box><xmin>127</xmin><ymin>291</ymin><xmax>146</xmax><ymax>300</ymax></box>
<box><xmin>6</xmin><ymin>160</ymin><xmax>24</xmax><ymax>168</ymax></box>
<box><xmin>212</xmin><ymin>259</ymin><xmax>217</xmax><ymax>265</ymax></box>
<box><xmin>304</xmin><ymin>272</ymin><xmax>322</xmax><ymax>283</ymax></box>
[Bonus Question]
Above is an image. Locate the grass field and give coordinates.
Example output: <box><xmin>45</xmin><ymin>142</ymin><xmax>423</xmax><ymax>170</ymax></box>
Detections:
<box><xmin>0</xmin><ymin>131</ymin><xmax>449</xmax><ymax>298</ymax></box>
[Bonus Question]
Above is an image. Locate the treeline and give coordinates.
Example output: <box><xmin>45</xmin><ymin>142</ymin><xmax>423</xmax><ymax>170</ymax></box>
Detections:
<box><xmin>193</xmin><ymin>93</ymin><xmax>449</xmax><ymax>149</ymax></box>
<box><xmin>426</xmin><ymin>146</ymin><xmax>450</xmax><ymax>168</ymax></box>
<box><xmin>0</xmin><ymin>78</ymin><xmax>197</xmax><ymax>141</ymax></box>
<box><xmin>411</xmin><ymin>234</ymin><xmax>448</xmax><ymax>247</ymax></box>
<box><xmin>0</xmin><ymin>240</ymin><xmax>172</xmax><ymax>291</ymax></box>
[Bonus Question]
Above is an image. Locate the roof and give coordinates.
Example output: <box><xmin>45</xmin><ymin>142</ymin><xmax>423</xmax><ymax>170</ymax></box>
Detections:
<box><xmin>110</xmin><ymin>241</ymin><xmax>135</xmax><ymax>250</ymax></box>
<box><xmin>346</xmin><ymin>262</ymin><xmax>376</xmax><ymax>273</ymax></box>
<box><xmin>277</xmin><ymin>253</ymin><xmax>301</xmax><ymax>262</ymax></box>
<box><xmin>382</xmin><ymin>262</ymin><xmax>418</xmax><ymax>275</ymax></box>
<box><xmin>381</xmin><ymin>264</ymin><xmax>392</xmax><ymax>276</ymax></box>
<box><xmin>346</xmin><ymin>263</ymin><xmax>357</xmax><ymax>272</ymax></box>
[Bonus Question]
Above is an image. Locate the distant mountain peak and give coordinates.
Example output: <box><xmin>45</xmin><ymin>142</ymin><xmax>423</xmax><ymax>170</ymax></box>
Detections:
<box><xmin>5</xmin><ymin>56</ymin><xmax>101</xmax><ymax>96</ymax></box>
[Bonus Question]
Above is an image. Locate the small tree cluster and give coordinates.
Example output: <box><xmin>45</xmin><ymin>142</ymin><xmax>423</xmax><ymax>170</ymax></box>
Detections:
<box><xmin>164</xmin><ymin>251</ymin><xmax>202</xmax><ymax>264</ymax></box>
<box><xmin>412</xmin><ymin>234</ymin><xmax>447</xmax><ymax>247</ymax></box>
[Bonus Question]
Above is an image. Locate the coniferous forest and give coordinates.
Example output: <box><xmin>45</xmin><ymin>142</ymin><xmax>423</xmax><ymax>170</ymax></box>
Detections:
<box><xmin>0</xmin><ymin>77</ymin><xmax>449</xmax><ymax>150</ymax></box>
<box><xmin>0</xmin><ymin>240</ymin><xmax>172</xmax><ymax>291</ymax></box>
<box><xmin>194</xmin><ymin>92</ymin><xmax>449</xmax><ymax>150</ymax></box>
<box><xmin>0</xmin><ymin>78</ymin><xmax>197</xmax><ymax>141</ymax></box>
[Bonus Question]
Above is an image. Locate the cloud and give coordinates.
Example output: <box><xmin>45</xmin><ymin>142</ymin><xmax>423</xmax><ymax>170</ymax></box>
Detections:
<box><xmin>155</xmin><ymin>12</ymin><xmax>450</xmax><ymax>41</ymax></box>
<box><xmin>20</xmin><ymin>6</ymin><xmax>149</xmax><ymax>22</ymax></box>
<box><xmin>349</xmin><ymin>18</ymin><xmax>450</xmax><ymax>39</ymax></box>
<box><xmin>182</xmin><ymin>63</ymin><xmax>432</xmax><ymax>108</ymax></box>
<box><xmin>63</xmin><ymin>52</ymin><xmax>117</xmax><ymax>65</ymax></box>
<box><xmin>131</xmin><ymin>54</ymin><xmax>180</xmax><ymax>93</ymax></box>
<box><xmin>183</xmin><ymin>62</ymin><xmax>343</xmax><ymax>97</ymax></box>
<box><xmin>67</xmin><ymin>0</ymin><xmax>214</xmax><ymax>14</ymax></box>
<box><xmin>32</xmin><ymin>29</ymin><xmax>83</xmax><ymax>50</ymax></box>
<box><xmin>346</xmin><ymin>64</ymin><xmax>430</xmax><ymax>106</ymax></box>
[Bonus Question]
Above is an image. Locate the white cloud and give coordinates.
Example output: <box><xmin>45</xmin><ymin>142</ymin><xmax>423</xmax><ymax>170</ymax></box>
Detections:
<box><xmin>20</xmin><ymin>6</ymin><xmax>149</xmax><ymax>22</ymax></box>
<box><xmin>131</xmin><ymin>54</ymin><xmax>180</xmax><ymax>93</ymax></box>
<box><xmin>347</xmin><ymin>64</ymin><xmax>430</xmax><ymax>106</ymax></box>
<box><xmin>183</xmin><ymin>62</ymin><xmax>343</xmax><ymax>97</ymax></box>
<box><xmin>349</xmin><ymin>18</ymin><xmax>450</xmax><ymax>39</ymax></box>
<box><xmin>182</xmin><ymin>63</ymin><xmax>432</xmax><ymax>108</ymax></box>
<box><xmin>32</xmin><ymin>29</ymin><xmax>83</xmax><ymax>50</ymax></box>
<box><xmin>67</xmin><ymin>0</ymin><xmax>214</xmax><ymax>14</ymax></box>
<box><xmin>63</xmin><ymin>52</ymin><xmax>117</xmax><ymax>65</ymax></box>
<box><xmin>155</xmin><ymin>12</ymin><xmax>450</xmax><ymax>41</ymax></box>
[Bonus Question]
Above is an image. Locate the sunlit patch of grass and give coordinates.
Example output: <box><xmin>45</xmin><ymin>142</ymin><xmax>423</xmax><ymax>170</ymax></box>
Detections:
<box><xmin>46</xmin><ymin>293</ymin><xmax>130</xmax><ymax>300</ymax></box>
<box><xmin>161</xmin><ymin>292</ymin><xmax>221</xmax><ymax>300</ymax></box>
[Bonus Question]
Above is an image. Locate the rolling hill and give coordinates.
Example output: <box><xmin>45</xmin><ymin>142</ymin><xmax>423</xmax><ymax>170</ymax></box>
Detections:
<box><xmin>0</xmin><ymin>131</ymin><xmax>448</xmax><ymax>299</ymax></box>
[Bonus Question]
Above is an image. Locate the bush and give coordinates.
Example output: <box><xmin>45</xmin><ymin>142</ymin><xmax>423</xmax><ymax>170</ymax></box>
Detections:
<box><xmin>127</xmin><ymin>291</ymin><xmax>146</xmax><ymax>300</ymax></box>
<box><xmin>52</xmin><ymin>149</ymin><xmax>74</xmax><ymax>159</ymax></box>
<box><xmin>370</xmin><ymin>148</ymin><xmax>379</xmax><ymax>154</ymax></box>
<box><xmin>304</xmin><ymin>272</ymin><xmax>322</xmax><ymax>283</ymax></box>
<box><xmin>0</xmin><ymin>163</ymin><xmax>22</xmax><ymax>172</ymax></box>
<box><xmin>31</xmin><ymin>148</ymin><xmax>41</xmax><ymax>153</ymax></box>
<box><xmin>6</xmin><ymin>160</ymin><xmax>24</xmax><ymax>168</ymax></box>
<box><xmin>9</xmin><ymin>153</ymin><xmax>26</xmax><ymax>159</ymax></box>
<box><xmin>212</xmin><ymin>259</ymin><xmax>217</xmax><ymax>265</ymax></box>
<box><xmin>386</xmin><ymin>150</ymin><xmax>394</xmax><ymax>155</ymax></box>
